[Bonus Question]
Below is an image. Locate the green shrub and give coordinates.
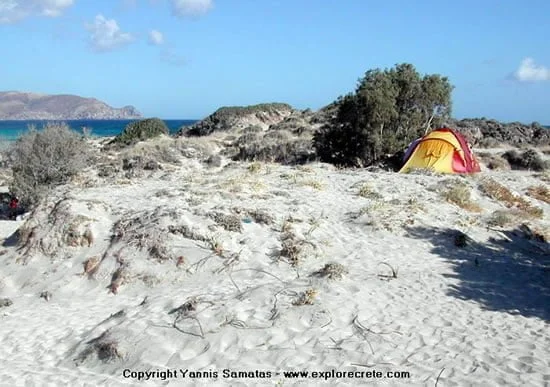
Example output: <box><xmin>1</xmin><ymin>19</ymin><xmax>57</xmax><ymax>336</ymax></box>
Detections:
<box><xmin>8</xmin><ymin>123</ymin><xmax>91</xmax><ymax>208</ymax></box>
<box><xmin>314</xmin><ymin>63</ymin><xmax>453</xmax><ymax>167</ymax></box>
<box><xmin>111</xmin><ymin>118</ymin><xmax>169</xmax><ymax>146</ymax></box>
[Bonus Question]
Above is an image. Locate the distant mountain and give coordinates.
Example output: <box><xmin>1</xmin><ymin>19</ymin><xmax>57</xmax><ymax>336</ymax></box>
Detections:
<box><xmin>0</xmin><ymin>91</ymin><xmax>142</xmax><ymax>120</ymax></box>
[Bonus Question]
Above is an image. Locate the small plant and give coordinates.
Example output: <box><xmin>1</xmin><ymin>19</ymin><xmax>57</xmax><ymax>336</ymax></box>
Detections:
<box><xmin>313</xmin><ymin>263</ymin><xmax>347</xmax><ymax>280</ymax></box>
<box><xmin>248</xmin><ymin>162</ymin><xmax>262</xmax><ymax>173</ymax></box>
<box><xmin>293</xmin><ymin>289</ymin><xmax>318</xmax><ymax>306</ymax></box>
<box><xmin>487</xmin><ymin>210</ymin><xmax>515</xmax><ymax>228</ymax></box>
<box><xmin>296</xmin><ymin>165</ymin><xmax>314</xmax><ymax>173</ymax></box>
<box><xmin>301</xmin><ymin>179</ymin><xmax>324</xmax><ymax>190</ymax></box>
<box><xmin>280</xmin><ymin>232</ymin><xmax>303</xmax><ymax>266</ymax></box>
<box><xmin>208</xmin><ymin>236</ymin><xmax>224</xmax><ymax>256</ymax></box>
<box><xmin>210</xmin><ymin>212</ymin><xmax>243</xmax><ymax>232</ymax></box>
<box><xmin>280</xmin><ymin>172</ymin><xmax>299</xmax><ymax>183</ymax></box>
<box><xmin>236</xmin><ymin>208</ymin><xmax>274</xmax><ymax>225</ymax></box>
<box><xmin>442</xmin><ymin>184</ymin><xmax>482</xmax><ymax>212</ymax></box>
<box><xmin>357</xmin><ymin>184</ymin><xmax>382</xmax><ymax>199</ymax></box>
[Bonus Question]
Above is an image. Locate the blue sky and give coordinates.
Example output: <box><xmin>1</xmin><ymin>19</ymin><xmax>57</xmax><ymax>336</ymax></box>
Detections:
<box><xmin>1</xmin><ymin>0</ymin><xmax>549</xmax><ymax>123</ymax></box>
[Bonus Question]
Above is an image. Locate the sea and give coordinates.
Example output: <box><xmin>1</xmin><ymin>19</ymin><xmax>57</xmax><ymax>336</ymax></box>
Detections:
<box><xmin>0</xmin><ymin>119</ymin><xmax>197</xmax><ymax>144</ymax></box>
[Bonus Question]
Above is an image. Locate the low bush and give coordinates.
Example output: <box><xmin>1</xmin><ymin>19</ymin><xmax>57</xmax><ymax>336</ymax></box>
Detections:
<box><xmin>8</xmin><ymin>123</ymin><xmax>91</xmax><ymax>207</ymax></box>
<box><xmin>234</xmin><ymin>138</ymin><xmax>315</xmax><ymax>165</ymax></box>
<box><xmin>501</xmin><ymin>149</ymin><xmax>548</xmax><ymax>171</ymax></box>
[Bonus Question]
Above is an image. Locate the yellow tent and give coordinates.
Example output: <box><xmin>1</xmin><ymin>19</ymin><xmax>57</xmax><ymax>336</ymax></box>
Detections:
<box><xmin>399</xmin><ymin>128</ymin><xmax>480</xmax><ymax>174</ymax></box>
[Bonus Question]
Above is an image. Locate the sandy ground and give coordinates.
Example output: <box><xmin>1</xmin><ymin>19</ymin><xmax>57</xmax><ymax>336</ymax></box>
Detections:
<box><xmin>0</xmin><ymin>145</ymin><xmax>549</xmax><ymax>386</ymax></box>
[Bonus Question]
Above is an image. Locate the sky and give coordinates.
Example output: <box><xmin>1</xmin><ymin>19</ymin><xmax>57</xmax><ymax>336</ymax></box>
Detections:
<box><xmin>0</xmin><ymin>0</ymin><xmax>549</xmax><ymax>123</ymax></box>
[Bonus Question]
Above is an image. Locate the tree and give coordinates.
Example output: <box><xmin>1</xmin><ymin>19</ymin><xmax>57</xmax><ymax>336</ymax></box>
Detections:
<box><xmin>314</xmin><ymin>63</ymin><xmax>454</xmax><ymax>167</ymax></box>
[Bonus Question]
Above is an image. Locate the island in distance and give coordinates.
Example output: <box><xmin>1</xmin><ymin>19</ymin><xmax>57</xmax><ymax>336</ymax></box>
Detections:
<box><xmin>0</xmin><ymin>91</ymin><xmax>142</xmax><ymax>120</ymax></box>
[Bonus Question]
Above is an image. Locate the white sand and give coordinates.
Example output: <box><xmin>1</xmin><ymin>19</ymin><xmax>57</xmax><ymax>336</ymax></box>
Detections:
<box><xmin>0</xmin><ymin>150</ymin><xmax>549</xmax><ymax>386</ymax></box>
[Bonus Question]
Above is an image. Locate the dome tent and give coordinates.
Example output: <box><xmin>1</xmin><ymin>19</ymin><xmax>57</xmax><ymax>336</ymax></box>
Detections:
<box><xmin>399</xmin><ymin>128</ymin><xmax>481</xmax><ymax>174</ymax></box>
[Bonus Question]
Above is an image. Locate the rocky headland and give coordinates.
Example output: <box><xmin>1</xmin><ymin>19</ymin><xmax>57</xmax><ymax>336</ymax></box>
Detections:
<box><xmin>0</xmin><ymin>91</ymin><xmax>142</xmax><ymax>120</ymax></box>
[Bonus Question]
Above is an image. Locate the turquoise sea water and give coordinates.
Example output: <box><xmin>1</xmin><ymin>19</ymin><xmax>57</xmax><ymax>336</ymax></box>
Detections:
<box><xmin>0</xmin><ymin>119</ymin><xmax>197</xmax><ymax>142</ymax></box>
<box><xmin>1</xmin><ymin>120</ymin><xmax>548</xmax><ymax>144</ymax></box>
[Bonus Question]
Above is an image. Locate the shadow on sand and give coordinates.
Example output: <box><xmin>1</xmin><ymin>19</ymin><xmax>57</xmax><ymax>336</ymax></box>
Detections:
<box><xmin>406</xmin><ymin>225</ymin><xmax>550</xmax><ymax>321</ymax></box>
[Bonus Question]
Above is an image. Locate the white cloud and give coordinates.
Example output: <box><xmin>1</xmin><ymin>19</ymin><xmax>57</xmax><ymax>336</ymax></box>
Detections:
<box><xmin>171</xmin><ymin>0</ymin><xmax>213</xmax><ymax>17</ymax></box>
<box><xmin>148</xmin><ymin>29</ymin><xmax>164</xmax><ymax>45</ymax></box>
<box><xmin>514</xmin><ymin>57</ymin><xmax>550</xmax><ymax>82</ymax></box>
<box><xmin>0</xmin><ymin>0</ymin><xmax>74</xmax><ymax>23</ymax></box>
<box><xmin>85</xmin><ymin>14</ymin><xmax>134</xmax><ymax>52</ymax></box>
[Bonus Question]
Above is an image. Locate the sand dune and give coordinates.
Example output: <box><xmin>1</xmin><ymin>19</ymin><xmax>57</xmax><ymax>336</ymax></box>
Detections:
<box><xmin>0</xmin><ymin>148</ymin><xmax>549</xmax><ymax>386</ymax></box>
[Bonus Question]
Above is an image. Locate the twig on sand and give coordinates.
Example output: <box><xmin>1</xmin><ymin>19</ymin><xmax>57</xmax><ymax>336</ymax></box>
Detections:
<box><xmin>319</xmin><ymin>312</ymin><xmax>333</xmax><ymax>329</ymax></box>
<box><xmin>173</xmin><ymin>316</ymin><xmax>204</xmax><ymax>338</ymax></box>
<box><xmin>232</xmin><ymin>268</ymin><xmax>286</xmax><ymax>283</ymax></box>
<box><xmin>187</xmin><ymin>253</ymin><xmax>217</xmax><ymax>273</ymax></box>
<box><xmin>435</xmin><ymin>367</ymin><xmax>445</xmax><ymax>387</ymax></box>
<box><xmin>377</xmin><ymin>262</ymin><xmax>398</xmax><ymax>280</ymax></box>
<box><xmin>227</xmin><ymin>270</ymin><xmax>242</xmax><ymax>294</ymax></box>
<box><xmin>351</xmin><ymin>362</ymin><xmax>395</xmax><ymax>368</ymax></box>
<box><xmin>352</xmin><ymin>315</ymin><xmax>375</xmax><ymax>355</ymax></box>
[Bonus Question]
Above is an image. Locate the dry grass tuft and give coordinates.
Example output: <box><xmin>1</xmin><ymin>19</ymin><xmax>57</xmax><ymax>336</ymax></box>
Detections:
<box><xmin>247</xmin><ymin>162</ymin><xmax>262</xmax><ymax>173</ymax></box>
<box><xmin>209</xmin><ymin>212</ymin><xmax>243</xmax><ymax>232</ymax></box>
<box><xmin>479</xmin><ymin>178</ymin><xmax>543</xmax><ymax>219</ymax></box>
<box><xmin>527</xmin><ymin>185</ymin><xmax>550</xmax><ymax>204</ymax></box>
<box><xmin>109</xmin><ymin>266</ymin><xmax>128</xmax><ymax>294</ymax></box>
<box><xmin>357</xmin><ymin>184</ymin><xmax>382</xmax><ymax>199</ymax></box>
<box><xmin>312</xmin><ymin>263</ymin><xmax>347</xmax><ymax>280</ymax></box>
<box><xmin>300</xmin><ymin>179</ymin><xmax>324</xmax><ymax>190</ymax></box>
<box><xmin>442</xmin><ymin>184</ymin><xmax>482</xmax><ymax>212</ymax></box>
<box><xmin>279</xmin><ymin>232</ymin><xmax>303</xmax><ymax>266</ymax></box>
<box><xmin>487</xmin><ymin>210</ymin><xmax>516</xmax><ymax>228</ymax></box>
<box><xmin>82</xmin><ymin>256</ymin><xmax>101</xmax><ymax>276</ymax></box>
<box><xmin>293</xmin><ymin>289</ymin><xmax>318</xmax><ymax>306</ymax></box>
<box><xmin>232</xmin><ymin>207</ymin><xmax>274</xmax><ymax>225</ymax></box>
